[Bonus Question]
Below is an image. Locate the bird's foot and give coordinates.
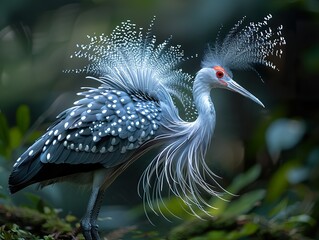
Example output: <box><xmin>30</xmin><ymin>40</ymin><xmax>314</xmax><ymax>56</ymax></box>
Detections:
<box><xmin>81</xmin><ymin>220</ymin><xmax>100</xmax><ymax>240</ymax></box>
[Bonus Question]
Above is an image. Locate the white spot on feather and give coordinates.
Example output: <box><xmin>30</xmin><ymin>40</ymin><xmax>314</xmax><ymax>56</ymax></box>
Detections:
<box><xmin>100</xmin><ymin>147</ymin><xmax>106</xmax><ymax>153</ymax></box>
<box><xmin>85</xmin><ymin>145</ymin><xmax>90</xmax><ymax>152</ymax></box>
<box><xmin>91</xmin><ymin>146</ymin><xmax>97</xmax><ymax>152</ymax></box>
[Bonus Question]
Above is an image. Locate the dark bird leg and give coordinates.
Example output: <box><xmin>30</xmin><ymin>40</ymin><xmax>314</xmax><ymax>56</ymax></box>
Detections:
<box><xmin>81</xmin><ymin>186</ymin><xmax>106</xmax><ymax>240</ymax></box>
<box><xmin>80</xmin><ymin>166</ymin><xmax>128</xmax><ymax>240</ymax></box>
<box><xmin>81</xmin><ymin>169</ymin><xmax>113</xmax><ymax>240</ymax></box>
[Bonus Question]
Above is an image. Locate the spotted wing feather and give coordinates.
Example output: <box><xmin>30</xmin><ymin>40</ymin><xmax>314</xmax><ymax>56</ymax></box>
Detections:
<box><xmin>9</xmin><ymin>88</ymin><xmax>161</xmax><ymax>193</ymax></box>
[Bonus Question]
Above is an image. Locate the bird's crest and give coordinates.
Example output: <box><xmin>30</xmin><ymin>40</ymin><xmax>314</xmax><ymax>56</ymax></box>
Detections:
<box><xmin>65</xmin><ymin>18</ymin><xmax>197</xmax><ymax>120</ymax></box>
<box><xmin>202</xmin><ymin>14</ymin><xmax>286</xmax><ymax>77</ymax></box>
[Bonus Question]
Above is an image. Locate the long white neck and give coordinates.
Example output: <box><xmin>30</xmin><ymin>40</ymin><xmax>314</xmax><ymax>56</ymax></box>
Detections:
<box><xmin>192</xmin><ymin>70</ymin><xmax>216</xmax><ymax>139</ymax></box>
<box><xmin>193</xmin><ymin>71</ymin><xmax>216</xmax><ymax>125</ymax></box>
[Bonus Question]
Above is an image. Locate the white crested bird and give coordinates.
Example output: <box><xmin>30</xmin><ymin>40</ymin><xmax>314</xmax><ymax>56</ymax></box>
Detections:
<box><xmin>9</xmin><ymin>15</ymin><xmax>285</xmax><ymax>240</ymax></box>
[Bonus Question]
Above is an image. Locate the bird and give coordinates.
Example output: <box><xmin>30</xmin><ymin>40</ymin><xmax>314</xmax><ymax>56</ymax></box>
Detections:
<box><xmin>8</xmin><ymin>14</ymin><xmax>285</xmax><ymax>240</ymax></box>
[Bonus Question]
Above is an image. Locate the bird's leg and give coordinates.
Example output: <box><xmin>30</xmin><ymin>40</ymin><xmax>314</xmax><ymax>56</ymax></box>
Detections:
<box><xmin>91</xmin><ymin>189</ymin><xmax>106</xmax><ymax>240</ymax></box>
<box><xmin>81</xmin><ymin>166</ymin><xmax>128</xmax><ymax>240</ymax></box>
<box><xmin>81</xmin><ymin>186</ymin><xmax>106</xmax><ymax>240</ymax></box>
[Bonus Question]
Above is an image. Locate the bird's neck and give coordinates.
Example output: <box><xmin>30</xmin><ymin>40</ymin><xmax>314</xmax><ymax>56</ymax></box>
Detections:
<box><xmin>192</xmin><ymin>73</ymin><xmax>216</xmax><ymax>135</ymax></box>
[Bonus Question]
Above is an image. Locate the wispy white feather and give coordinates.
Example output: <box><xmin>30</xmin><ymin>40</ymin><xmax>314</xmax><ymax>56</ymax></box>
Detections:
<box><xmin>202</xmin><ymin>14</ymin><xmax>286</xmax><ymax>75</ymax></box>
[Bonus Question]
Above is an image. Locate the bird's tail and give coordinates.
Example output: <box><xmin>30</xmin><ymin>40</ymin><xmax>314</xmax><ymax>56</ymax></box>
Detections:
<box><xmin>9</xmin><ymin>161</ymin><xmax>43</xmax><ymax>194</ymax></box>
<box><xmin>8</xmin><ymin>136</ymin><xmax>47</xmax><ymax>194</ymax></box>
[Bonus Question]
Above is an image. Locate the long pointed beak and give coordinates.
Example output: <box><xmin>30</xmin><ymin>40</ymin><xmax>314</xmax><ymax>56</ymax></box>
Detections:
<box><xmin>227</xmin><ymin>80</ymin><xmax>264</xmax><ymax>107</ymax></box>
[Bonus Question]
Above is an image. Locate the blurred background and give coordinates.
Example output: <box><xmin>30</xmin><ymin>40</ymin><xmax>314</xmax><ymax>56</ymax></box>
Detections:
<box><xmin>0</xmin><ymin>0</ymin><xmax>319</xmax><ymax>239</ymax></box>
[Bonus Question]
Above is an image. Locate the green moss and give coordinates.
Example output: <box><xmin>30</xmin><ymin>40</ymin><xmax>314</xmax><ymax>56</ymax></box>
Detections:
<box><xmin>0</xmin><ymin>204</ymin><xmax>83</xmax><ymax>240</ymax></box>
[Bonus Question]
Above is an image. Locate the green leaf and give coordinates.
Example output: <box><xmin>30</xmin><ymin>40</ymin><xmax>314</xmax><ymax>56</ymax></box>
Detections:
<box><xmin>266</xmin><ymin>160</ymin><xmax>300</xmax><ymax>202</ymax></box>
<box><xmin>227</xmin><ymin>164</ymin><xmax>261</xmax><ymax>194</ymax></box>
<box><xmin>148</xmin><ymin>196</ymin><xmax>190</xmax><ymax>219</ymax></box>
<box><xmin>239</xmin><ymin>222</ymin><xmax>259</xmax><ymax>236</ymax></box>
<box><xmin>225</xmin><ymin>222</ymin><xmax>259</xmax><ymax>240</ymax></box>
<box><xmin>209</xmin><ymin>165</ymin><xmax>262</xmax><ymax>216</ymax></box>
<box><xmin>268</xmin><ymin>198</ymin><xmax>288</xmax><ymax>218</ymax></box>
<box><xmin>65</xmin><ymin>214</ymin><xmax>77</xmax><ymax>223</ymax></box>
<box><xmin>168</xmin><ymin>218</ymin><xmax>213</xmax><ymax>240</ymax></box>
<box><xmin>16</xmin><ymin>104</ymin><xmax>30</xmax><ymax>135</ymax></box>
<box><xmin>221</xmin><ymin>189</ymin><xmax>266</xmax><ymax>220</ymax></box>
<box><xmin>285</xmin><ymin>214</ymin><xmax>316</xmax><ymax>227</ymax></box>
<box><xmin>9</xmin><ymin>127</ymin><xmax>22</xmax><ymax>149</ymax></box>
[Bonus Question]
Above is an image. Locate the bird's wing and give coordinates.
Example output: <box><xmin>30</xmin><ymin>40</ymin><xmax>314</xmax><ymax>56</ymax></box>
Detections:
<box><xmin>9</xmin><ymin>88</ymin><xmax>162</xmax><ymax>192</ymax></box>
<box><xmin>45</xmin><ymin>88</ymin><xmax>162</xmax><ymax>166</ymax></box>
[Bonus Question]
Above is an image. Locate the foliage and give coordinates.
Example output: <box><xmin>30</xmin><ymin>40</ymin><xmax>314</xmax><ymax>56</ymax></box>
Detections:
<box><xmin>0</xmin><ymin>202</ymin><xmax>82</xmax><ymax>240</ymax></box>
<box><xmin>0</xmin><ymin>105</ymin><xmax>40</xmax><ymax>160</ymax></box>
<box><xmin>166</xmin><ymin>163</ymin><xmax>316</xmax><ymax>240</ymax></box>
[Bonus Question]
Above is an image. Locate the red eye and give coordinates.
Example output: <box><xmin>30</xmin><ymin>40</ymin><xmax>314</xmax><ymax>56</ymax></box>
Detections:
<box><xmin>216</xmin><ymin>71</ymin><xmax>224</xmax><ymax>79</ymax></box>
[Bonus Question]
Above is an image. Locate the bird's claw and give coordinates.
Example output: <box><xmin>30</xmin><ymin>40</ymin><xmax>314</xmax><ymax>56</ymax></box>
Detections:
<box><xmin>81</xmin><ymin>221</ymin><xmax>100</xmax><ymax>240</ymax></box>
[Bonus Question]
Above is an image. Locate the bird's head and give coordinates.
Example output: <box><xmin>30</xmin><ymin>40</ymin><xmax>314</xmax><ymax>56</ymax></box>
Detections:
<box><xmin>201</xmin><ymin>65</ymin><xmax>264</xmax><ymax>107</ymax></box>
<box><xmin>198</xmin><ymin>14</ymin><xmax>285</xmax><ymax>108</ymax></box>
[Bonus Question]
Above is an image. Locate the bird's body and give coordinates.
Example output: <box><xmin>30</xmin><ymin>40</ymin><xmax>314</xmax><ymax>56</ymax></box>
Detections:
<box><xmin>9</xmin><ymin>15</ymin><xmax>285</xmax><ymax>239</ymax></box>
